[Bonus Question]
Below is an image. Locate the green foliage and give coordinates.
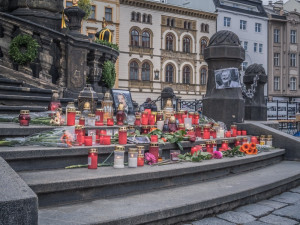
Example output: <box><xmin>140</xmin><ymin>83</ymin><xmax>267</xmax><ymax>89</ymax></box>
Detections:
<box><xmin>179</xmin><ymin>151</ymin><xmax>212</xmax><ymax>162</ymax></box>
<box><xmin>78</xmin><ymin>0</ymin><xmax>92</xmax><ymax>20</ymax></box>
<box><xmin>94</xmin><ymin>39</ymin><xmax>119</xmax><ymax>51</ymax></box>
<box><xmin>9</xmin><ymin>34</ymin><xmax>39</xmax><ymax>65</ymax></box>
<box><xmin>222</xmin><ymin>146</ymin><xmax>245</xmax><ymax>157</ymax></box>
<box><xmin>102</xmin><ymin>60</ymin><xmax>116</xmax><ymax>89</ymax></box>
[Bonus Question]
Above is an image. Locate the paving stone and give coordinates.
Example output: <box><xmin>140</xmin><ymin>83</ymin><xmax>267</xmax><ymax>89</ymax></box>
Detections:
<box><xmin>290</xmin><ymin>186</ymin><xmax>300</xmax><ymax>194</ymax></box>
<box><xmin>217</xmin><ymin>211</ymin><xmax>256</xmax><ymax>224</ymax></box>
<box><xmin>235</xmin><ymin>203</ymin><xmax>273</xmax><ymax>217</ymax></box>
<box><xmin>256</xmin><ymin>200</ymin><xmax>288</xmax><ymax>209</ymax></box>
<box><xmin>192</xmin><ymin>217</ymin><xmax>235</xmax><ymax>225</ymax></box>
<box><xmin>243</xmin><ymin>221</ymin><xmax>272</xmax><ymax>225</ymax></box>
<box><xmin>259</xmin><ymin>214</ymin><xmax>298</xmax><ymax>225</ymax></box>
<box><xmin>273</xmin><ymin>205</ymin><xmax>300</xmax><ymax>221</ymax></box>
<box><xmin>270</xmin><ymin>192</ymin><xmax>300</xmax><ymax>204</ymax></box>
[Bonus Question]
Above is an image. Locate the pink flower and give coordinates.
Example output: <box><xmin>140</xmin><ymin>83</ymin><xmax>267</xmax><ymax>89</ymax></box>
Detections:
<box><xmin>213</xmin><ymin>151</ymin><xmax>223</xmax><ymax>159</ymax></box>
<box><xmin>145</xmin><ymin>152</ymin><xmax>157</xmax><ymax>165</ymax></box>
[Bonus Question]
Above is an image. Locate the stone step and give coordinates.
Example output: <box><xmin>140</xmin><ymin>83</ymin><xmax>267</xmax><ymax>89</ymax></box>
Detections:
<box><xmin>0</xmin><ymin>136</ymin><xmax>248</xmax><ymax>172</ymax></box>
<box><xmin>38</xmin><ymin>161</ymin><xmax>300</xmax><ymax>225</ymax></box>
<box><xmin>0</xmin><ymin>85</ymin><xmax>53</xmax><ymax>97</ymax></box>
<box><xmin>19</xmin><ymin>150</ymin><xmax>285</xmax><ymax>207</ymax></box>
<box><xmin>0</xmin><ymin>78</ymin><xmax>24</xmax><ymax>87</ymax></box>
<box><xmin>0</xmin><ymin>105</ymin><xmax>47</xmax><ymax>113</ymax></box>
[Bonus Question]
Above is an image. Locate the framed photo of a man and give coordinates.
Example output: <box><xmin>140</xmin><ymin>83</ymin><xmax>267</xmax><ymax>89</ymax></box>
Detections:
<box><xmin>215</xmin><ymin>68</ymin><xmax>241</xmax><ymax>89</ymax></box>
<box><xmin>111</xmin><ymin>89</ymin><xmax>134</xmax><ymax>114</ymax></box>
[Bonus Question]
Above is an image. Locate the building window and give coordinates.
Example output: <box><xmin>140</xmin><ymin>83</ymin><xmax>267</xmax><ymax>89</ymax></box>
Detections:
<box><xmin>200</xmin><ymin>39</ymin><xmax>207</xmax><ymax>55</ymax></box>
<box><xmin>183</xmin><ymin>37</ymin><xmax>191</xmax><ymax>53</ymax></box>
<box><xmin>142</xmin><ymin>31</ymin><xmax>150</xmax><ymax>48</ymax></box>
<box><xmin>89</xmin><ymin>5</ymin><xmax>96</xmax><ymax>20</ymax></box>
<box><xmin>254</xmin><ymin>43</ymin><xmax>257</xmax><ymax>52</ymax></box>
<box><xmin>240</xmin><ymin>20</ymin><xmax>247</xmax><ymax>30</ymax></box>
<box><xmin>290</xmin><ymin>77</ymin><xmax>296</xmax><ymax>90</ymax></box>
<box><xmin>105</xmin><ymin>7</ymin><xmax>112</xmax><ymax>21</ymax></box>
<box><xmin>165</xmin><ymin>64</ymin><xmax>174</xmax><ymax>83</ymax></box>
<box><xmin>130</xmin><ymin>61</ymin><xmax>139</xmax><ymax>80</ymax></box>
<box><xmin>224</xmin><ymin>17</ymin><xmax>231</xmax><ymax>27</ymax></box>
<box><xmin>274</xmin><ymin>77</ymin><xmax>280</xmax><ymax>91</ymax></box>
<box><xmin>167</xmin><ymin>18</ymin><xmax>170</xmax><ymax>26</ymax></box>
<box><xmin>182</xmin><ymin>66</ymin><xmax>190</xmax><ymax>84</ymax></box>
<box><xmin>147</xmin><ymin>15</ymin><xmax>152</xmax><ymax>23</ymax></box>
<box><xmin>142</xmin><ymin>14</ymin><xmax>146</xmax><ymax>23</ymax></box>
<box><xmin>131</xmin><ymin>30</ymin><xmax>139</xmax><ymax>47</ymax></box>
<box><xmin>243</xmin><ymin>41</ymin><xmax>248</xmax><ymax>51</ymax></box>
<box><xmin>142</xmin><ymin>62</ymin><xmax>150</xmax><ymax>81</ymax></box>
<box><xmin>290</xmin><ymin>53</ymin><xmax>296</xmax><ymax>67</ymax></box>
<box><xmin>171</xmin><ymin>19</ymin><xmax>175</xmax><ymax>27</ymax></box>
<box><xmin>291</xmin><ymin>30</ymin><xmax>297</xmax><ymax>44</ymax></box>
<box><xmin>242</xmin><ymin>62</ymin><xmax>248</xmax><ymax>71</ymax></box>
<box><xmin>131</xmin><ymin>12</ymin><xmax>136</xmax><ymax>21</ymax></box>
<box><xmin>136</xmin><ymin>13</ymin><xmax>141</xmax><ymax>22</ymax></box>
<box><xmin>274</xmin><ymin>53</ymin><xmax>280</xmax><ymax>66</ymax></box>
<box><xmin>205</xmin><ymin>24</ymin><xmax>209</xmax><ymax>32</ymax></box>
<box><xmin>274</xmin><ymin>29</ymin><xmax>280</xmax><ymax>43</ymax></box>
<box><xmin>200</xmin><ymin>68</ymin><xmax>207</xmax><ymax>85</ymax></box>
<box><xmin>188</xmin><ymin>22</ymin><xmax>191</xmax><ymax>29</ymax></box>
<box><xmin>259</xmin><ymin>44</ymin><xmax>263</xmax><ymax>53</ymax></box>
<box><xmin>166</xmin><ymin>34</ymin><xmax>174</xmax><ymax>51</ymax></box>
<box><xmin>255</xmin><ymin>23</ymin><xmax>261</xmax><ymax>32</ymax></box>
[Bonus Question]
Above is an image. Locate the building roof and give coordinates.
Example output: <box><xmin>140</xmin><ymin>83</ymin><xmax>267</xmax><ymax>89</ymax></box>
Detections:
<box><xmin>213</xmin><ymin>0</ymin><xmax>268</xmax><ymax>18</ymax></box>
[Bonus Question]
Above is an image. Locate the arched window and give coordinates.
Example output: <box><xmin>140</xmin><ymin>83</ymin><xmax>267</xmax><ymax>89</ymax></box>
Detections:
<box><xmin>130</xmin><ymin>61</ymin><xmax>139</xmax><ymax>80</ymax></box>
<box><xmin>200</xmin><ymin>68</ymin><xmax>207</xmax><ymax>85</ymax></box>
<box><xmin>183</xmin><ymin>36</ymin><xmax>191</xmax><ymax>53</ymax></box>
<box><xmin>205</xmin><ymin>24</ymin><xmax>209</xmax><ymax>32</ymax></box>
<box><xmin>142</xmin><ymin>31</ymin><xmax>150</xmax><ymax>48</ymax></box>
<box><xmin>165</xmin><ymin>64</ymin><xmax>174</xmax><ymax>83</ymax></box>
<box><xmin>142</xmin><ymin>14</ymin><xmax>146</xmax><ymax>23</ymax></box>
<box><xmin>201</xmin><ymin>39</ymin><xmax>207</xmax><ymax>55</ymax></box>
<box><xmin>147</xmin><ymin>15</ymin><xmax>152</xmax><ymax>23</ymax></box>
<box><xmin>131</xmin><ymin>30</ymin><xmax>139</xmax><ymax>46</ymax></box>
<box><xmin>136</xmin><ymin>13</ymin><xmax>141</xmax><ymax>22</ymax></box>
<box><xmin>167</xmin><ymin>18</ymin><xmax>170</xmax><ymax>26</ymax></box>
<box><xmin>166</xmin><ymin>34</ymin><xmax>174</xmax><ymax>51</ymax></box>
<box><xmin>131</xmin><ymin>12</ymin><xmax>136</xmax><ymax>21</ymax></box>
<box><xmin>171</xmin><ymin>19</ymin><xmax>175</xmax><ymax>27</ymax></box>
<box><xmin>183</xmin><ymin>66</ymin><xmax>190</xmax><ymax>84</ymax></box>
<box><xmin>142</xmin><ymin>62</ymin><xmax>150</xmax><ymax>81</ymax></box>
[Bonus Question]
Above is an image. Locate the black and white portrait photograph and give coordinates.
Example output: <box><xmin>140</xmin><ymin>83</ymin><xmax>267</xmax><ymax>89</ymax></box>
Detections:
<box><xmin>215</xmin><ymin>68</ymin><xmax>241</xmax><ymax>89</ymax></box>
<box><xmin>111</xmin><ymin>89</ymin><xmax>134</xmax><ymax>114</ymax></box>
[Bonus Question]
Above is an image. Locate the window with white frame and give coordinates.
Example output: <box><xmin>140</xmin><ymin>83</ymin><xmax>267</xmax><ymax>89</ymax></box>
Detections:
<box><xmin>254</xmin><ymin>43</ymin><xmax>257</xmax><ymax>52</ymax></box>
<box><xmin>274</xmin><ymin>29</ymin><xmax>280</xmax><ymax>43</ymax></box>
<box><xmin>274</xmin><ymin>53</ymin><xmax>280</xmax><ymax>66</ymax></box>
<box><xmin>291</xmin><ymin>30</ymin><xmax>297</xmax><ymax>44</ymax></box>
<box><xmin>243</xmin><ymin>41</ymin><xmax>248</xmax><ymax>51</ymax></box>
<box><xmin>290</xmin><ymin>53</ymin><xmax>296</xmax><ymax>67</ymax></box>
<box><xmin>259</xmin><ymin>44</ymin><xmax>263</xmax><ymax>53</ymax></box>
<box><xmin>224</xmin><ymin>17</ymin><xmax>231</xmax><ymax>27</ymax></box>
<box><xmin>290</xmin><ymin>77</ymin><xmax>296</xmax><ymax>90</ymax></box>
<box><xmin>200</xmin><ymin>68</ymin><xmax>207</xmax><ymax>85</ymax></box>
<box><xmin>242</xmin><ymin>62</ymin><xmax>248</xmax><ymax>71</ymax></box>
<box><xmin>240</xmin><ymin>20</ymin><xmax>247</xmax><ymax>30</ymax></box>
<box><xmin>255</xmin><ymin>23</ymin><xmax>261</xmax><ymax>32</ymax></box>
<box><xmin>274</xmin><ymin>77</ymin><xmax>280</xmax><ymax>91</ymax></box>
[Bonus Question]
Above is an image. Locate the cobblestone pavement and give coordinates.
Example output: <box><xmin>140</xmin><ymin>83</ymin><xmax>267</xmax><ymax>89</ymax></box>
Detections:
<box><xmin>184</xmin><ymin>186</ymin><xmax>300</xmax><ymax>225</ymax></box>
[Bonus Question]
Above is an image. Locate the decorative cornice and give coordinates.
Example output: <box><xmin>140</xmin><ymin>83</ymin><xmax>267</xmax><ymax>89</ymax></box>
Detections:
<box><xmin>120</xmin><ymin>0</ymin><xmax>217</xmax><ymax>20</ymax></box>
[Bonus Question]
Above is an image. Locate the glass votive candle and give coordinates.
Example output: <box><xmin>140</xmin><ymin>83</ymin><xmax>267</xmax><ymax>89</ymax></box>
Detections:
<box><xmin>266</xmin><ymin>135</ymin><xmax>272</xmax><ymax>146</ymax></box>
<box><xmin>75</xmin><ymin>125</ymin><xmax>83</xmax><ymax>146</ymax></box>
<box><xmin>151</xmin><ymin>135</ymin><xmax>158</xmax><ymax>142</ymax></box>
<box><xmin>237</xmin><ymin>130</ymin><xmax>242</xmax><ymax>136</ymax></box>
<box><xmin>128</xmin><ymin>148</ymin><xmax>138</xmax><ymax>168</ymax></box>
<box><xmin>235</xmin><ymin>138</ymin><xmax>242</xmax><ymax>146</ymax></box>
<box><xmin>95</xmin><ymin>108</ymin><xmax>104</xmax><ymax>126</ymax></box>
<box><xmin>107</xmin><ymin>117</ymin><xmax>114</xmax><ymax>126</ymax></box>
<box><xmin>88</xmin><ymin>148</ymin><xmax>98</xmax><ymax>169</ymax></box>
<box><xmin>184</xmin><ymin>118</ymin><xmax>192</xmax><ymax>129</ymax></box>
<box><xmin>84</xmin><ymin>136</ymin><xmax>93</xmax><ymax>146</ymax></box>
<box><xmin>212</xmin><ymin>140</ymin><xmax>217</xmax><ymax>151</ymax></box>
<box><xmin>87</xmin><ymin>114</ymin><xmax>96</xmax><ymax>126</ymax></box>
<box><xmin>188</xmin><ymin>112</ymin><xmax>194</xmax><ymax>120</ymax></box>
<box><xmin>157</xmin><ymin>120</ymin><xmax>164</xmax><ymax>131</ymax></box>
<box><xmin>149</xmin><ymin>142</ymin><xmax>159</xmax><ymax>161</ymax></box>
<box><xmin>251</xmin><ymin>136</ymin><xmax>258</xmax><ymax>144</ymax></box>
<box><xmin>103</xmin><ymin>135</ymin><xmax>111</xmax><ymax>145</ymax></box>
<box><xmin>134</xmin><ymin>116</ymin><xmax>141</xmax><ymax>126</ymax></box>
<box><xmin>242</xmin><ymin>130</ymin><xmax>247</xmax><ymax>136</ymax></box>
<box><xmin>193</xmin><ymin>112</ymin><xmax>200</xmax><ymax>125</ymax></box>
<box><xmin>79</xmin><ymin>116</ymin><xmax>85</xmax><ymax>126</ymax></box>
<box><xmin>231</xmin><ymin>125</ymin><xmax>237</xmax><ymax>137</ymax></box>
<box><xmin>221</xmin><ymin>140</ymin><xmax>229</xmax><ymax>150</ymax></box>
<box><xmin>141</xmin><ymin>111</ymin><xmax>149</xmax><ymax>125</ymax></box>
<box><xmin>67</xmin><ymin>107</ymin><xmax>76</xmax><ymax>126</ymax></box>
<box><xmin>149</xmin><ymin>113</ymin><xmax>156</xmax><ymax>125</ymax></box>
<box><xmin>206</xmin><ymin>141</ymin><xmax>213</xmax><ymax>154</ymax></box>
<box><xmin>225</xmin><ymin>131</ymin><xmax>231</xmax><ymax>138</ymax></box>
<box><xmin>210</xmin><ymin>128</ymin><xmax>217</xmax><ymax>139</ymax></box>
<box><xmin>156</xmin><ymin>111</ymin><xmax>164</xmax><ymax>121</ymax></box>
<box><xmin>114</xmin><ymin>146</ymin><xmax>125</xmax><ymax>169</ymax></box>
<box><xmin>178</xmin><ymin>123</ymin><xmax>185</xmax><ymax>131</ymax></box>
<box><xmin>118</xmin><ymin>127</ymin><xmax>127</xmax><ymax>145</ymax></box>
<box><xmin>19</xmin><ymin>110</ymin><xmax>31</xmax><ymax>126</ymax></box>
<box><xmin>141</xmin><ymin>125</ymin><xmax>150</xmax><ymax>134</ymax></box>
<box><xmin>138</xmin><ymin>154</ymin><xmax>144</xmax><ymax>166</ymax></box>
<box><xmin>203</xmin><ymin>124</ymin><xmax>211</xmax><ymax>139</ymax></box>
<box><xmin>137</xmin><ymin>145</ymin><xmax>145</xmax><ymax>155</ymax></box>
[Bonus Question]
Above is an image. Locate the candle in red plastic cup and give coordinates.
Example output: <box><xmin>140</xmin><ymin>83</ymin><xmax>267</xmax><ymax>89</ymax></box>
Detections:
<box><xmin>151</xmin><ymin>135</ymin><xmax>158</xmax><ymax>142</ymax></box>
<box><xmin>103</xmin><ymin>135</ymin><xmax>111</xmax><ymax>145</ymax></box>
<box><xmin>225</xmin><ymin>131</ymin><xmax>231</xmax><ymax>138</ymax></box>
<box><xmin>85</xmin><ymin>136</ymin><xmax>93</xmax><ymax>146</ymax></box>
<box><xmin>88</xmin><ymin>148</ymin><xmax>98</xmax><ymax>169</ymax></box>
<box><xmin>118</xmin><ymin>127</ymin><xmax>127</xmax><ymax>145</ymax></box>
<box><xmin>107</xmin><ymin>117</ymin><xmax>114</xmax><ymax>126</ymax></box>
<box><xmin>242</xmin><ymin>130</ymin><xmax>247</xmax><ymax>136</ymax></box>
<box><xmin>237</xmin><ymin>130</ymin><xmax>242</xmax><ymax>136</ymax></box>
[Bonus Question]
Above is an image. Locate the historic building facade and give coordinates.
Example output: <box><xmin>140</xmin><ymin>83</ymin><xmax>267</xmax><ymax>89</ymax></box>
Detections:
<box><xmin>265</xmin><ymin>1</ymin><xmax>300</xmax><ymax>101</ymax></box>
<box><xmin>118</xmin><ymin>0</ymin><xmax>217</xmax><ymax>106</ymax></box>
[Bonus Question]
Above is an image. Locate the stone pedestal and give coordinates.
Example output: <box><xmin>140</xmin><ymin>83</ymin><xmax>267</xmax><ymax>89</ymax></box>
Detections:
<box><xmin>203</xmin><ymin>30</ymin><xmax>245</xmax><ymax>128</ymax></box>
<box><xmin>244</xmin><ymin>64</ymin><xmax>267</xmax><ymax>121</ymax></box>
<box><xmin>64</xmin><ymin>6</ymin><xmax>87</xmax><ymax>39</ymax></box>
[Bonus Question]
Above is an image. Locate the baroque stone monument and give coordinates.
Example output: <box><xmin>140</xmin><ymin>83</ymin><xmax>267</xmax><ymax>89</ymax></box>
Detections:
<box><xmin>243</xmin><ymin>64</ymin><xmax>267</xmax><ymax>121</ymax></box>
<box><xmin>203</xmin><ymin>30</ymin><xmax>245</xmax><ymax>127</ymax></box>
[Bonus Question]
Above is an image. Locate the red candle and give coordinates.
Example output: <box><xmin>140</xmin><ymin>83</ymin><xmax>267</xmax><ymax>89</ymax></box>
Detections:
<box><xmin>107</xmin><ymin>117</ymin><xmax>114</xmax><ymax>126</ymax></box>
<box><xmin>67</xmin><ymin>110</ymin><xmax>76</xmax><ymax>126</ymax></box>
<box><xmin>231</xmin><ymin>125</ymin><xmax>237</xmax><ymax>137</ymax></box>
<box><xmin>149</xmin><ymin>142</ymin><xmax>159</xmax><ymax>161</ymax></box>
<box><xmin>134</xmin><ymin>116</ymin><xmax>141</xmax><ymax>126</ymax></box>
<box><xmin>212</xmin><ymin>141</ymin><xmax>217</xmax><ymax>151</ymax></box>
<box><xmin>221</xmin><ymin>140</ymin><xmax>229</xmax><ymax>150</ymax></box>
<box><xmin>141</xmin><ymin>111</ymin><xmax>149</xmax><ymax>125</ymax></box>
<box><xmin>191</xmin><ymin>146</ymin><xmax>200</xmax><ymax>155</ymax></box>
<box><xmin>95</xmin><ymin>109</ymin><xmax>104</xmax><ymax>126</ymax></box>
<box><xmin>182</xmin><ymin>114</ymin><xmax>187</xmax><ymax>122</ymax></box>
<box><xmin>225</xmin><ymin>131</ymin><xmax>231</xmax><ymax>138</ymax></box>
<box><xmin>19</xmin><ymin>110</ymin><xmax>30</xmax><ymax>126</ymax></box>
<box><xmin>85</xmin><ymin>136</ymin><xmax>93</xmax><ymax>146</ymax></box>
<box><xmin>195</xmin><ymin>125</ymin><xmax>201</xmax><ymax>137</ymax></box>
<box><xmin>176</xmin><ymin>111</ymin><xmax>183</xmax><ymax>124</ymax></box>
<box><xmin>193</xmin><ymin>112</ymin><xmax>200</xmax><ymax>125</ymax></box>
<box><xmin>151</xmin><ymin>135</ymin><xmax>158</xmax><ymax>142</ymax></box>
<box><xmin>206</xmin><ymin>141</ymin><xmax>213</xmax><ymax>154</ymax></box>
<box><xmin>156</xmin><ymin>111</ymin><xmax>164</xmax><ymax>121</ymax></box>
<box><xmin>251</xmin><ymin>136</ymin><xmax>258</xmax><ymax>144</ymax></box>
<box><xmin>149</xmin><ymin>114</ymin><xmax>156</xmax><ymax>125</ymax></box>
<box><xmin>88</xmin><ymin>148</ymin><xmax>98</xmax><ymax>169</ymax></box>
<box><xmin>242</xmin><ymin>130</ymin><xmax>247</xmax><ymax>136</ymax></box>
<box><xmin>138</xmin><ymin>154</ymin><xmax>144</xmax><ymax>166</ymax></box>
<box><xmin>242</xmin><ymin>137</ymin><xmax>248</xmax><ymax>144</ymax></box>
<box><xmin>75</xmin><ymin>126</ymin><xmax>83</xmax><ymax>146</ymax></box>
<box><xmin>210</xmin><ymin>129</ymin><xmax>217</xmax><ymax>139</ymax></box>
<box><xmin>103</xmin><ymin>135</ymin><xmax>111</xmax><ymax>145</ymax></box>
<box><xmin>237</xmin><ymin>130</ymin><xmax>242</xmax><ymax>136</ymax></box>
<box><xmin>178</xmin><ymin>124</ymin><xmax>185</xmax><ymax>131</ymax></box>
<box><xmin>145</xmin><ymin>109</ymin><xmax>151</xmax><ymax>118</ymax></box>
<box><xmin>48</xmin><ymin>101</ymin><xmax>61</xmax><ymax>111</ymax></box>
<box><xmin>79</xmin><ymin>117</ymin><xmax>85</xmax><ymax>126</ymax></box>
<box><xmin>118</xmin><ymin>127</ymin><xmax>127</xmax><ymax>145</ymax></box>
<box><xmin>203</xmin><ymin>125</ymin><xmax>210</xmax><ymax>139</ymax></box>
<box><xmin>235</xmin><ymin>138</ymin><xmax>242</xmax><ymax>146</ymax></box>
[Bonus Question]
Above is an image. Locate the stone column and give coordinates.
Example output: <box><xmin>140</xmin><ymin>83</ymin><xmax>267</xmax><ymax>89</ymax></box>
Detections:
<box><xmin>203</xmin><ymin>30</ymin><xmax>245</xmax><ymax>128</ymax></box>
<box><xmin>244</xmin><ymin>64</ymin><xmax>267</xmax><ymax>121</ymax></box>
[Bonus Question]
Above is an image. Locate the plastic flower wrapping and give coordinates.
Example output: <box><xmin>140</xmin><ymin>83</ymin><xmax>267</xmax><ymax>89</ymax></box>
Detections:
<box><xmin>145</xmin><ymin>152</ymin><xmax>157</xmax><ymax>165</ymax></box>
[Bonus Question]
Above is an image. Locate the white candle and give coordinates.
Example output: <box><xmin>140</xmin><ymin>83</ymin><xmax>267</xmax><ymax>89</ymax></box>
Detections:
<box><xmin>128</xmin><ymin>157</ymin><xmax>137</xmax><ymax>168</ymax></box>
<box><xmin>157</xmin><ymin>121</ymin><xmax>164</xmax><ymax>130</ymax></box>
<box><xmin>218</xmin><ymin>128</ymin><xmax>224</xmax><ymax>138</ymax></box>
<box><xmin>114</xmin><ymin>157</ymin><xmax>124</xmax><ymax>169</ymax></box>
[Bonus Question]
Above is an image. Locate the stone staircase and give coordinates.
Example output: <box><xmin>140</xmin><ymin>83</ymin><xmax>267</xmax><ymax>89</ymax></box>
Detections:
<box><xmin>0</xmin><ymin>123</ymin><xmax>299</xmax><ymax>225</ymax></box>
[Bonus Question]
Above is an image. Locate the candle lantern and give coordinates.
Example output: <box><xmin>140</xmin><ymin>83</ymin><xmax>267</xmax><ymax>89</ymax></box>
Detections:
<box><xmin>193</xmin><ymin>112</ymin><xmax>200</xmax><ymax>125</ymax></box>
<box><xmin>95</xmin><ymin>108</ymin><xmax>104</xmax><ymax>126</ymax></box>
<box><xmin>221</xmin><ymin>140</ymin><xmax>229</xmax><ymax>150</ymax></box>
<box><xmin>266</xmin><ymin>135</ymin><xmax>272</xmax><ymax>146</ymax></box>
<box><xmin>163</xmin><ymin>98</ymin><xmax>174</xmax><ymax>118</ymax></box>
<box><xmin>114</xmin><ymin>146</ymin><xmax>125</xmax><ymax>169</ymax></box>
<box><xmin>138</xmin><ymin>154</ymin><xmax>144</xmax><ymax>166</ymax></box>
<box><xmin>235</xmin><ymin>138</ymin><xmax>242</xmax><ymax>146</ymax></box>
<box><xmin>212</xmin><ymin>140</ymin><xmax>217</xmax><ymax>151</ymax></box>
<box><xmin>78</xmin><ymin>85</ymin><xmax>98</xmax><ymax>113</ymax></box>
<box><xmin>75</xmin><ymin>111</ymin><xmax>81</xmax><ymax>125</ymax></box>
<box><xmin>149</xmin><ymin>142</ymin><xmax>159</xmax><ymax>161</ymax></box>
<box><xmin>206</xmin><ymin>141</ymin><xmax>213</xmax><ymax>154</ymax></box>
<box><xmin>242</xmin><ymin>137</ymin><xmax>248</xmax><ymax>144</ymax></box>
<box><xmin>231</xmin><ymin>125</ymin><xmax>237</xmax><ymax>137</ymax></box>
<box><xmin>128</xmin><ymin>148</ymin><xmax>138</xmax><ymax>168</ymax></box>
<box><xmin>118</xmin><ymin>127</ymin><xmax>127</xmax><ymax>145</ymax></box>
<box><xmin>107</xmin><ymin>117</ymin><xmax>114</xmax><ymax>126</ymax></box>
<box><xmin>149</xmin><ymin>112</ymin><xmax>156</xmax><ymax>125</ymax></box>
<box><xmin>88</xmin><ymin>148</ymin><xmax>98</xmax><ymax>169</ymax></box>
<box><xmin>66</xmin><ymin>104</ymin><xmax>76</xmax><ymax>126</ymax></box>
<box><xmin>134</xmin><ymin>115</ymin><xmax>141</xmax><ymax>126</ymax></box>
<box><xmin>141</xmin><ymin>111</ymin><xmax>149</xmax><ymax>125</ymax></box>
<box><xmin>79</xmin><ymin>116</ymin><xmax>85</xmax><ymax>126</ymax></box>
<box><xmin>210</xmin><ymin>128</ymin><xmax>217</xmax><ymax>139</ymax></box>
<box><xmin>168</xmin><ymin>116</ymin><xmax>177</xmax><ymax>132</ymax></box>
<box><xmin>87</xmin><ymin>114</ymin><xmax>96</xmax><ymax>126</ymax></box>
<box><xmin>156</xmin><ymin>111</ymin><xmax>164</xmax><ymax>121</ymax></box>
<box><xmin>260</xmin><ymin>135</ymin><xmax>265</xmax><ymax>145</ymax></box>
<box><xmin>203</xmin><ymin>124</ymin><xmax>211</xmax><ymax>139</ymax></box>
<box><xmin>116</xmin><ymin>103</ymin><xmax>126</xmax><ymax>126</ymax></box>
<box><xmin>102</xmin><ymin>92</ymin><xmax>113</xmax><ymax>123</ymax></box>
<box><xmin>19</xmin><ymin>110</ymin><xmax>31</xmax><ymax>126</ymax></box>
<box><xmin>251</xmin><ymin>136</ymin><xmax>258</xmax><ymax>144</ymax></box>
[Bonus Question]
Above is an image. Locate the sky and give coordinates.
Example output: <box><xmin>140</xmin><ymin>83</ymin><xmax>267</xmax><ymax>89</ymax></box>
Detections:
<box><xmin>262</xmin><ymin>0</ymin><xmax>289</xmax><ymax>5</ymax></box>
